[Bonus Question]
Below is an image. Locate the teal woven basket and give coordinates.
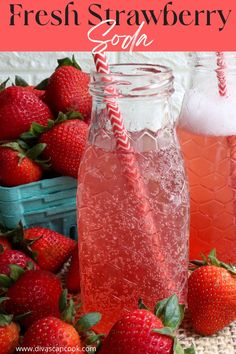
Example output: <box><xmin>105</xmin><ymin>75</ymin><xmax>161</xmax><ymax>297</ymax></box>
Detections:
<box><xmin>0</xmin><ymin>177</ymin><xmax>78</xmax><ymax>239</ymax></box>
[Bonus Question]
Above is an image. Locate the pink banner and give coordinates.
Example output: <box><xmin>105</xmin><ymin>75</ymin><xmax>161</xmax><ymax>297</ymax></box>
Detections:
<box><xmin>0</xmin><ymin>0</ymin><xmax>235</xmax><ymax>51</ymax></box>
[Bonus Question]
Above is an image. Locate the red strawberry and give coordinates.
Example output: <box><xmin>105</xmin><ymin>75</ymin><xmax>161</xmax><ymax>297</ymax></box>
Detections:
<box><xmin>0</xmin><ymin>315</ymin><xmax>20</xmax><ymax>354</ymax></box>
<box><xmin>0</xmin><ymin>143</ymin><xmax>45</xmax><ymax>187</ymax></box>
<box><xmin>23</xmin><ymin>226</ymin><xmax>76</xmax><ymax>273</ymax></box>
<box><xmin>24</xmin><ymin>86</ymin><xmax>45</xmax><ymax>100</ymax></box>
<box><xmin>14</xmin><ymin>75</ymin><xmax>46</xmax><ymax>100</ymax></box>
<box><xmin>0</xmin><ymin>86</ymin><xmax>53</xmax><ymax>140</ymax></box>
<box><xmin>45</xmin><ymin>56</ymin><xmax>92</xmax><ymax>122</ymax></box>
<box><xmin>38</xmin><ymin>114</ymin><xmax>88</xmax><ymax>178</ymax></box>
<box><xmin>0</xmin><ymin>238</ymin><xmax>11</xmax><ymax>253</ymax></box>
<box><xmin>99</xmin><ymin>309</ymin><xmax>172</xmax><ymax>354</ymax></box>
<box><xmin>21</xmin><ymin>316</ymin><xmax>81</xmax><ymax>353</ymax></box>
<box><xmin>21</xmin><ymin>305</ymin><xmax>102</xmax><ymax>354</ymax></box>
<box><xmin>0</xmin><ymin>250</ymin><xmax>39</xmax><ymax>276</ymax></box>
<box><xmin>188</xmin><ymin>249</ymin><xmax>236</xmax><ymax>335</ymax></box>
<box><xmin>99</xmin><ymin>296</ymin><xmax>194</xmax><ymax>354</ymax></box>
<box><xmin>66</xmin><ymin>245</ymin><xmax>80</xmax><ymax>293</ymax></box>
<box><xmin>4</xmin><ymin>270</ymin><xmax>62</xmax><ymax>328</ymax></box>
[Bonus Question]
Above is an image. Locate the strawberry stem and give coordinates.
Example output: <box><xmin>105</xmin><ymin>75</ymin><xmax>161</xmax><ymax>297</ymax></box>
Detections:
<box><xmin>75</xmin><ymin>312</ymin><xmax>102</xmax><ymax>333</ymax></box>
<box><xmin>57</xmin><ymin>55</ymin><xmax>81</xmax><ymax>71</ymax></box>
<box><xmin>138</xmin><ymin>298</ymin><xmax>149</xmax><ymax>310</ymax></box>
<box><xmin>35</xmin><ymin>78</ymin><xmax>49</xmax><ymax>90</ymax></box>
<box><xmin>15</xmin><ymin>75</ymin><xmax>29</xmax><ymax>87</ymax></box>
<box><xmin>20</xmin><ymin>111</ymin><xmax>83</xmax><ymax>145</ymax></box>
<box><xmin>190</xmin><ymin>249</ymin><xmax>236</xmax><ymax>275</ymax></box>
<box><xmin>0</xmin><ymin>78</ymin><xmax>9</xmax><ymax>91</ymax></box>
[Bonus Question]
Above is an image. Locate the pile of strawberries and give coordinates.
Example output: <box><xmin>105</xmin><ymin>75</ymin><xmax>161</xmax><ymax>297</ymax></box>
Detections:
<box><xmin>0</xmin><ymin>225</ymin><xmax>236</xmax><ymax>354</ymax></box>
<box><xmin>0</xmin><ymin>56</ymin><xmax>91</xmax><ymax>187</ymax></box>
<box><xmin>0</xmin><ymin>224</ymin><xmax>88</xmax><ymax>353</ymax></box>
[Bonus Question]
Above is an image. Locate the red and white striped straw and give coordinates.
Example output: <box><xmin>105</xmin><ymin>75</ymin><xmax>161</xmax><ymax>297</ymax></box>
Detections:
<box><xmin>93</xmin><ymin>53</ymin><xmax>131</xmax><ymax>152</ymax></box>
<box><xmin>93</xmin><ymin>52</ymin><xmax>149</xmax><ymax>206</ymax></box>
<box><xmin>216</xmin><ymin>52</ymin><xmax>227</xmax><ymax>97</ymax></box>
<box><xmin>93</xmin><ymin>52</ymin><xmax>173</xmax><ymax>290</ymax></box>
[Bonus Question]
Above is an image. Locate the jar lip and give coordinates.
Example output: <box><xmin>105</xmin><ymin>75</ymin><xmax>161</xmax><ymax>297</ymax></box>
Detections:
<box><xmin>91</xmin><ymin>63</ymin><xmax>173</xmax><ymax>79</ymax></box>
<box><xmin>189</xmin><ymin>52</ymin><xmax>236</xmax><ymax>70</ymax></box>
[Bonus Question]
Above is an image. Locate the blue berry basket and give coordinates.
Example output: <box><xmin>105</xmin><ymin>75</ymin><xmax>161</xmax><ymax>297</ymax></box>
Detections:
<box><xmin>0</xmin><ymin>176</ymin><xmax>78</xmax><ymax>239</ymax></box>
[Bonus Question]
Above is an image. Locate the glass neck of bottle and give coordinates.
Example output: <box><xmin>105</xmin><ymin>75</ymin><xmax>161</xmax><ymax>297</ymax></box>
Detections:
<box><xmin>90</xmin><ymin>64</ymin><xmax>174</xmax><ymax>132</ymax></box>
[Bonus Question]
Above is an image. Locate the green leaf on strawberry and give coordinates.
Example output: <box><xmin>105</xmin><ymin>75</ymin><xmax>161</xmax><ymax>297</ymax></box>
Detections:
<box><xmin>57</xmin><ymin>55</ymin><xmax>81</xmax><ymax>71</ymax></box>
<box><xmin>0</xmin><ymin>314</ymin><xmax>13</xmax><ymax>326</ymax></box>
<box><xmin>0</xmin><ymin>78</ymin><xmax>9</xmax><ymax>91</ymax></box>
<box><xmin>1</xmin><ymin>141</ymin><xmax>49</xmax><ymax>169</ymax></box>
<box><xmin>173</xmin><ymin>340</ymin><xmax>196</xmax><ymax>354</ymax></box>
<box><xmin>35</xmin><ymin>78</ymin><xmax>49</xmax><ymax>90</ymax></box>
<box><xmin>15</xmin><ymin>76</ymin><xmax>29</xmax><ymax>87</ymax></box>
<box><xmin>9</xmin><ymin>265</ymin><xmax>25</xmax><ymax>282</ymax></box>
<box><xmin>138</xmin><ymin>298</ymin><xmax>149</xmax><ymax>310</ymax></box>
<box><xmin>154</xmin><ymin>294</ymin><xmax>185</xmax><ymax>331</ymax></box>
<box><xmin>190</xmin><ymin>249</ymin><xmax>236</xmax><ymax>275</ymax></box>
<box><xmin>0</xmin><ymin>274</ymin><xmax>13</xmax><ymax>289</ymax></box>
<box><xmin>21</xmin><ymin>111</ymin><xmax>83</xmax><ymax>144</ymax></box>
<box><xmin>76</xmin><ymin>312</ymin><xmax>101</xmax><ymax>332</ymax></box>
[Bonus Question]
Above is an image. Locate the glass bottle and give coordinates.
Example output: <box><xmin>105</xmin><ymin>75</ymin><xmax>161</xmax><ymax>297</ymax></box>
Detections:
<box><xmin>78</xmin><ymin>64</ymin><xmax>189</xmax><ymax>333</ymax></box>
<box><xmin>177</xmin><ymin>52</ymin><xmax>236</xmax><ymax>264</ymax></box>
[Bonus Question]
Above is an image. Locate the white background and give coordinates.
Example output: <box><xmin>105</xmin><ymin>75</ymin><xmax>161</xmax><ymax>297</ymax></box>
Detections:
<box><xmin>0</xmin><ymin>52</ymin><xmax>192</xmax><ymax>119</ymax></box>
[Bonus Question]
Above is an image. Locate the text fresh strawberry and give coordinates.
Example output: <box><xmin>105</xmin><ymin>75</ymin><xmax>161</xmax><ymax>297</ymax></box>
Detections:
<box><xmin>45</xmin><ymin>56</ymin><xmax>92</xmax><ymax>122</ymax></box>
<box><xmin>4</xmin><ymin>270</ymin><xmax>62</xmax><ymax>328</ymax></box>
<box><xmin>0</xmin><ymin>86</ymin><xmax>53</xmax><ymax>140</ymax></box>
<box><xmin>188</xmin><ymin>249</ymin><xmax>236</xmax><ymax>335</ymax></box>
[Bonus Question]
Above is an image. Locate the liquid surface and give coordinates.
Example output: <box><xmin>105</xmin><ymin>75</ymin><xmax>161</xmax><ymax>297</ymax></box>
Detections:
<box><xmin>178</xmin><ymin>127</ymin><xmax>236</xmax><ymax>263</ymax></box>
<box><xmin>78</xmin><ymin>129</ymin><xmax>189</xmax><ymax>333</ymax></box>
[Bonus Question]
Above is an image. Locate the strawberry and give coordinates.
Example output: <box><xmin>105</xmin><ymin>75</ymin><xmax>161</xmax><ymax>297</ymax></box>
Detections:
<box><xmin>188</xmin><ymin>249</ymin><xmax>236</xmax><ymax>335</ymax></box>
<box><xmin>23</xmin><ymin>86</ymin><xmax>45</xmax><ymax>100</ymax></box>
<box><xmin>22</xmin><ymin>316</ymin><xmax>81</xmax><ymax>353</ymax></box>
<box><xmin>66</xmin><ymin>245</ymin><xmax>80</xmax><ymax>293</ymax></box>
<box><xmin>100</xmin><ymin>309</ymin><xmax>172</xmax><ymax>354</ymax></box>
<box><xmin>3</xmin><ymin>269</ymin><xmax>62</xmax><ymax>328</ymax></box>
<box><xmin>40</xmin><ymin>117</ymin><xmax>88</xmax><ymax>178</ymax></box>
<box><xmin>45</xmin><ymin>56</ymin><xmax>92</xmax><ymax>122</ymax></box>
<box><xmin>0</xmin><ymin>313</ymin><xmax>20</xmax><ymax>354</ymax></box>
<box><xmin>11</xmin><ymin>223</ymin><xmax>76</xmax><ymax>273</ymax></box>
<box><xmin>22</xmin><ymin>112</ymin><xmax>88</xmax><ymax>178</ymax></box>
<box><xmin>0</xmin><ymin>86</ymin><xmax>53</xmax><ymax>140</ymax></box>
<box><xmin>21</xmin><ymin>293</ymin><xmax>102</xmax><ymax>353</ymax></box>
<box><xmin>24</xmin><ymin>226</ymin><xmax>76</xmax><ymax>272</ymax></box>
<box><xmin>0</xmin><ymin>238</ymin><xmax>11</xmax><ymax>253</ymax></box>
<box><xmin>14</xmin><ymin>75</ymin><xmax>45</xmax><ymax>100</ymax></box>
<box><xmin>0</xmin><ymin>250</ymin><xmax>38</xmax><ymax>276</ymax></box>
<box><xmin>99</xmin><ymin>296</ymin><xmax>194</xmax><ymax>354</ymax></box>
<box><xmin>0</xmin><ymin>142</ymin><xmax>46</xmax><ymax>187</ymax></box>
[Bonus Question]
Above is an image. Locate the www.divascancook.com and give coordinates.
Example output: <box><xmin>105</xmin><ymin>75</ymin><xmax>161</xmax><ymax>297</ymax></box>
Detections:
<box><xmin>15</xmin><ymin>346</ymin><xmax>96</xmax><ymax>353</ymax></box>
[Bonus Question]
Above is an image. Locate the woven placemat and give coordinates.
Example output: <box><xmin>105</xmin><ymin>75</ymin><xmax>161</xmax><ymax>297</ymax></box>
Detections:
<box><xmin>59</xmin><ymin>263</ymin><xmax>236</xmax><ymax>354</ymax></box>
<box><xmin>178</xmin><ymin>314</ymin><xmax>236</xmax><ymax>354</ymax></box>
